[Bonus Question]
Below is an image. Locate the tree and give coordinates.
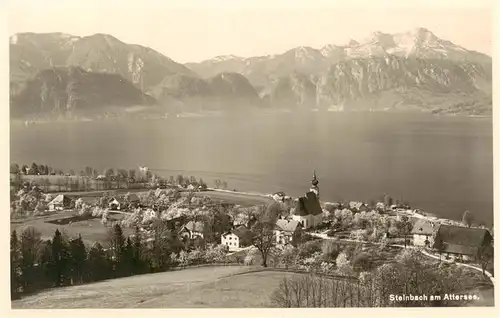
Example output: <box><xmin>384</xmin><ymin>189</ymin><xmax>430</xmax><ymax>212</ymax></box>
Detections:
<box><xmin>21</xmin><ymin>165</ymin><xmax>29</xmax><ymax>175</ymax></box>
<box><xmin>104</xmin><ymin>168</ymin><xmax>115</xmax><ymax>178</ymax></box>
<box><xmin>214</xmin><ymin>179</ymin><xmax>221</xmax><ymax>189</ymax></box>
<box><xmin>87</xmin><ymin>242</ymin><xmax>111</xmax><ymax>282</ymax></box>
<box><xmin>84</xmin><ymin>166</ymin><xmax>93</xmax><ymax>177</ymax></box>
<box><xmin>462</xmin><ymin>210</ymin><xmax>473</xmax><ymax>228</ymax></box>
<box><xmin>271</xmin><ymin>273</ymin><xmax>371</xmax><ymax>308</ymax></box>
<box><xmin>128</xmin><ymin>169</ymin><xmax>137</xmax><ymax>181</ymax></box>
<box><xmin>372</xmin><ymin>249</ymin><xmax>474</xmax><ymax>307</ymax></box>
<box><xmin>20</xmin><ymin>226</ymin><xmax>42</xmax><ymax>293</ymax></box>
<box><xmin>10</xmin><ymin>230</ymin><xmax>21</xmax><ymax>299</ymax></box>
<box><xmin>30</xmin><ymin>162</ymin><xmax>39</xmax><ymax>175</ymax></box>
<box><xmin>68</xmin><ymin>235</ymin><xmax>87</xmax><ymax>284</ymax></box>
<box><xmin>336</xmin><ymin>252</ymin><xmax>352</xmax><ymax>276</ymax></box>
<box><xmin>199</xmin><ymin>178</ymin><xmax>207</xmax><ymax>190</ymax></box>
<box><xmin>108</xmin><ymin>224</ymin><xmax>126</xmax><ymax>276</ymax></box>
<box><xmin>122</xmin><ymin>237</ymin><xmax>134</xmax><ymax>277</ymax></box>
<box><xmin>38</xmin><ymin>240</ymin><xmax>54</xmax><ymax>289</ymax></box>
<box><xmin>397</xmin><ymin>215</ymin><xmax>413</xmax><ymax>247</ymax></box>
<box><xmin>383</xmin><ymin>194</ymin><xmax>393</xmax><ymax>209</ymax></box>
<box><xmin>251</xmin><ymin>219</ymin><xmax>275</xmax><ymax>267</ymax></box>
<box><xmin>10</xmin><ymin>163</ymin><xmax>20</xmax><ymax>174</ymax></box>
<box><xmin>477</xmin><ymin>244</ymin><xmax>493</xmax><ymax>276</ymax></box>
<box><xmin>131</xmin><ymin>226</ymin><xmax>145</xmax><ymax>274</ymax></box>
<box><xmin>351</xmin><ymin>252</ymin><xmax>374</xmax><ymax>273</ymax></box>
<box><xmin>51</xmin><ymin>229</ymin><xmax>69</xmax><ymax>286</ymax></box>
<box><xmin>176</xmin><ymin>175</ymin><xmax>184</xmax><ymax>186</ymax></box>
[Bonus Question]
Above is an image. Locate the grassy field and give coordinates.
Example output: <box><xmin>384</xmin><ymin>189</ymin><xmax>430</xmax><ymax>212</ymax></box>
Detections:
<box><xmin>12</xmin><ymin>264</ymin><xmax>493</xmax><ymax>308</ymax></box>
<box><xmin>11</xmin><ymin>266</ymin><xmax>303</xmax><ymax>308</ymax></box>
<box><xmin>10</xmin><ymin>210</ymin><xmax>131</xmax><ymax>246</ymax></box>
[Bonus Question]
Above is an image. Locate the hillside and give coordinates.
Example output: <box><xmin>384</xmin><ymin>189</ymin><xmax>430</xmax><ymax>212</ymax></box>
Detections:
<box><xmin>10</xmin><ymin>32</ymin><xmax>197</xmax><ymax>92</ymax></box>
<box><xmin>149</xmin><ymin>72</ymin><xmax>261</xmax><ymax>112</ymax></box>
<box><xmin>316</xmin><ymin>55</ymin><xmax>492</xmax><ymax>113</ymax></box>
<box><xmin>10</xmin><ymin>67</ymin><xmax>157</xmax><ymax>119</ymax></box>
<box><xmin>11</xmin><ymin>266</ymin><xmax>300</xmax><ymax>308</ymax></box>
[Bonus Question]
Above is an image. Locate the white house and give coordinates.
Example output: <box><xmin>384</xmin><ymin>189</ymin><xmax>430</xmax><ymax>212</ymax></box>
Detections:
<box><xmin>221</xmin><ymin>225</ymin><xmax>254</xmax><ymax>251</ymax></box>
<box><xmin>411</xmin><ymin>219</ymin><xmax>437</xmax><ymax>247</ymax></box>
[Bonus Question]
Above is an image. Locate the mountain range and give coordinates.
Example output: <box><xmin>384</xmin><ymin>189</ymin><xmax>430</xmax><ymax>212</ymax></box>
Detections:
<box><xmin>9</xmin><ymin>27</ymin><xmax>492</xmax><ymax>118</ymax></box>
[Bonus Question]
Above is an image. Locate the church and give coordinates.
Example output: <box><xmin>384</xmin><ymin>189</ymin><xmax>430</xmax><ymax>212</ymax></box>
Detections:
<box><xmin>291</xmin><ymin>171</ymin><xmax>323</xmax><ymax>229</ymax></box>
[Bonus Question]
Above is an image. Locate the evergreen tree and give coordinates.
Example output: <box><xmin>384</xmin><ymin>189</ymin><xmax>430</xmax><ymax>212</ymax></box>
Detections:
<box><xmin>131</xmin><ymin>226</ymin><xmax>144</xmax><ymax>274</ymax></box>
<box><xmin>10</xmin><ymin>230</ymin><xmax>21</xmax><ymax>299</ymax></box>
<box><xmin>30</xmin><ymin>162</ymin><xmax>39</xmax><ymax>175</ymax></box>
<box><xmin>38</xmin><ymin>240</ymin><xmax>54</xmax><ymax>289</ymax></box>
<box><xmin>20</xmin><ymin>226</ymin><xmax>42</xmax><ymax>293</ymax></box>
<box><xmin>69</xmin><ymin>235</ymin><xmax>87</xmax><ymax>284</ymax></box>
<box><xmin>123</xmin><ymin>237</ymin><xmax>134</xmax><ymax>277</ymax></box>
<box><xmin>51</xmin><ymin>229</ymin><xmax>69</xmax><ymax>287</ymax></box>
<box><xmin>87</xmin><ymin>243</ymin><xmax>110</xmax><ymax>282</ymax></box>
<box><xmin>109</xmin><ymin>224</ymin><xmax>126</xmax><ymax>276</ymax></box>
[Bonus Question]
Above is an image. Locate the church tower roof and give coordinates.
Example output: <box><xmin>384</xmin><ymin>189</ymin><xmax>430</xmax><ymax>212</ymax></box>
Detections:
<box><xmin>311</xmin><ymin>170</ymin><xmax>319</xmax><ymax>186</ymax></box>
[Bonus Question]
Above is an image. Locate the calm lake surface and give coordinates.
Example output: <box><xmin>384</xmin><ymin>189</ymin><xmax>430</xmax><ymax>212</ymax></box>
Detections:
<box><xmin>10</xmin><ymin>112</ymin><xmax>493</xmax><ymax>226</ymax></box>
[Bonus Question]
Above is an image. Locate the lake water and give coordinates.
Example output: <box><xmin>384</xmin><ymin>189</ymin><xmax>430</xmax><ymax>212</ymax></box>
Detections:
<box><xmin>10</xmin><ymin>112</ymin><xmax>493</xmax><ymax>226</ymax></box>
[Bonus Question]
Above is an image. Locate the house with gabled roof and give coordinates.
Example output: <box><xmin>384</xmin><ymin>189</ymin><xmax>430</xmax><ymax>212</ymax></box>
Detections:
<box><xmin>432</xmin><ymin>224</ymin><xmax>493</xmax><ymax>261</ymax></box>
<box><xmin>108</xmin><ymin>197</ymin><xmax>124</xmax><ymax>210</ymax></box>
<box><xmin>275</xmin><ymin>219</ymin><xmax>302</xmax><ymax>246</ymax></box>
<box><xmin>178</xmin><ymin>220</ymin><xmax>207</xmax><ymax>240</ymax></box>
<box><xmin>221</xmin><ymin>225</ymin><xmax>254</xmax><ymax>251</ymax></box>
<box><xmin>48</xmin><ymin>194</ymin><xmax>73</xmax><ymax>211</ymax></box>
<box><xmin>411</xmin><ymin>219</ymin><xmax>438</xmax><ymax>247</ymax></box>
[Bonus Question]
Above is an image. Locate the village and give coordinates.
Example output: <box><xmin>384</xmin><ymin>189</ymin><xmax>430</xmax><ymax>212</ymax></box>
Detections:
<box><xmin>9</xmin><ymin>167</ymin><xmax>495</xmax><ymax>306</ymax></box>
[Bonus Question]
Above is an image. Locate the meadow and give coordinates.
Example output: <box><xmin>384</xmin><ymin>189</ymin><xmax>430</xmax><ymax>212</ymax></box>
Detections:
<box><xmin>11</xmin><ymin>266</ymin><xmax>304</xmax><ymax>308</ymax></box>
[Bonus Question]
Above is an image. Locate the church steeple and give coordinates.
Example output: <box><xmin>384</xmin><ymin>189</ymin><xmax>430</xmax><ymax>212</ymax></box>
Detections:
<box><xmin>310</xmin><ymin>170</ymin><xmax>319</xmax><ymax>198</ymax></box>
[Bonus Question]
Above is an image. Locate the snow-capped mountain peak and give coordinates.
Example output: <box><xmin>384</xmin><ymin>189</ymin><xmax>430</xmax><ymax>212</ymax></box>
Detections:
<box><xmin>211</xmin><ymin>55</ymin><xmax>245</xmax><ymax>63</ymax></box>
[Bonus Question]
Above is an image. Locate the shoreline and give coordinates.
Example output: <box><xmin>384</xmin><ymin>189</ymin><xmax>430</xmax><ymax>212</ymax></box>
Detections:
<box><xmin>10</xmin><ymin>109</ymin><xmax>492</xmax><ymax>125</ymax></box>
<box><xmin>208</xmin><ymin>188</ymin><xmax>484</xmax><ymax>231</ymax></box>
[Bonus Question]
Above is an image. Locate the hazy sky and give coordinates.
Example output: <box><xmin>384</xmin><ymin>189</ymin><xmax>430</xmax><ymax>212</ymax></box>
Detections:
<box><xmin>8</xmin><ymin>0</ymin><xmax>494</xmax><ymax>63</ymax></box>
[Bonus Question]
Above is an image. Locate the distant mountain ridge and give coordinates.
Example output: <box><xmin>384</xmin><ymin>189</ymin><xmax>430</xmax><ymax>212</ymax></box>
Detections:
<box><xmin>148</xmin><ymin>72</ymin><xmax>261</xmax><ymax>112</ymax></box>
<box><xmin>185</xmin><ymin>27</ymin><xmax>492</xmax><ymax>115</ymax></box>
<box><xmin>10</xmin><ymin>32</ymin><xmax>196</xmax><ymax>91</ymax></box>
<box><xmin>10</xmin><ymin>66</ymin><xmax>156</xmax><ymax>119</ymax></box>
<box><xmin>187</xmin><ymin>28</ymin><xmax>491</xmax><ymax>84</ymax></box>
<box><xmin>9</xmin><ymin>28</ymin><xmax>492</xmax><ymax>117</ymax></box>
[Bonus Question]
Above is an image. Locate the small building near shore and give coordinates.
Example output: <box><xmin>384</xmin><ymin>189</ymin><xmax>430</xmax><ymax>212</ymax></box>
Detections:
<box><xmin>411</xmin><ymin>219</ymin><xmax>437</xmax><ymax>247</ymax></box>
<box><xmin>432</xmin><ymin>225</ymin><xmax>493</xmax><ymax>261</ymax></box>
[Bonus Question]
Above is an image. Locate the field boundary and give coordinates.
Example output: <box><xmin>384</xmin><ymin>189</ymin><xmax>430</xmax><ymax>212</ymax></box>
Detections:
<box><xmin>226</xmin><ymin>266</ymin><xmax>360</xmax><ymax>283</ymax></box>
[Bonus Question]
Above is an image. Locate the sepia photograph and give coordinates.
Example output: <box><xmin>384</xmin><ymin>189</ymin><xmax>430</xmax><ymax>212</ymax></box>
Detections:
<box><xmin>5</xmin><ymin>0</ymin><xmax>496</xmax><ymax>311</ymax></box>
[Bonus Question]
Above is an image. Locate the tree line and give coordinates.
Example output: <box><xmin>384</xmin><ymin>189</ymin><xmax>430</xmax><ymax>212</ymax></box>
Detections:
<box><xmin>10</xmin><ymin>220</ymin><xmax>242</xmax><ymax>300</ymax></box>
<box><xmin>11</xmin><ymin>162</ymin><xmax>217</xmax><ymax>194</ymax></box>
